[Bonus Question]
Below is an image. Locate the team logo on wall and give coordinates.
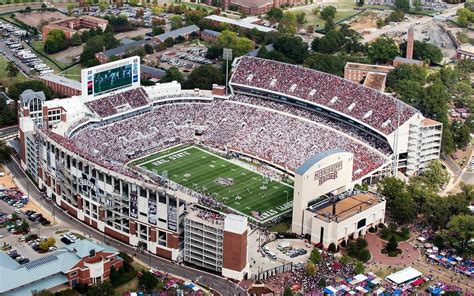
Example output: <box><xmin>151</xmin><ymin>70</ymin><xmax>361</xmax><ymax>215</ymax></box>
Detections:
<box><xmin>314</xmin><ymin>161</ymin><xmax>343</xmax><ymax>186</ymax></box>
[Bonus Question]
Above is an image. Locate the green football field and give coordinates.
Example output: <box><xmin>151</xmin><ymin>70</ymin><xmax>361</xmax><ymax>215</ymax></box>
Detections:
<box><xmin>136</xmin><ymin>145</ymin><xmax>293</xmax><ymax>222</ymax></box>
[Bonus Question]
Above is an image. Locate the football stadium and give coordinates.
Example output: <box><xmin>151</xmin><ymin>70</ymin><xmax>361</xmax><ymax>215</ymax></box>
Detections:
<box><xmin>134</xmin><ymin>145</ymin><xmax>293</xmax><ymax>221</ymax></box>
<box><xmin>18</xmin><ymin>55</ymin><xmax>442</xmax><ymax>276</ymax></box>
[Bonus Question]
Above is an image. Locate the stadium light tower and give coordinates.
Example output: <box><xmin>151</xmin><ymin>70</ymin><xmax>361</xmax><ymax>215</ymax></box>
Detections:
<box><xmin>223</xmin><ymin>48</ymin><xmax>233</xmax><ymax>96</ymax></box>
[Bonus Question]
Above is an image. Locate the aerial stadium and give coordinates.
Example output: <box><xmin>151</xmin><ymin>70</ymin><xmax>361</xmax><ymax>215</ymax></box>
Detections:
<box><xmin>17</xmin><ymin>56</ymin><xmax>442</xmax><ymax>280</ymax></box>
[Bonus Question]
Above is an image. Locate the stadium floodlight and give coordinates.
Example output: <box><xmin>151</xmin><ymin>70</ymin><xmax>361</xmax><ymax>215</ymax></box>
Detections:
<box><xmin>223</xmin><ymin>48</ymin><xmax>233</xmax><ymax>97</ymax></box>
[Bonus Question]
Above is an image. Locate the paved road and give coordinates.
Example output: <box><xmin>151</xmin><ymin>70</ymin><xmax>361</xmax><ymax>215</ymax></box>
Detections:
<box><xmin>0</xmin><ymin>125</ymin><xmax>18</xmax><ymax>138</ymax></box>
<box><xmin>5</xmin><ymin>157</ymin><xmax>246</xmax><ymax>296</ymax></box>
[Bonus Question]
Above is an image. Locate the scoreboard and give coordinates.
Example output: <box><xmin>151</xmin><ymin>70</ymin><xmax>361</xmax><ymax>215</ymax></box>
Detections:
<box><xmin>81</xmin><ymin>56</ymin><xmax>140</xmax><ymax>98</ymax></box>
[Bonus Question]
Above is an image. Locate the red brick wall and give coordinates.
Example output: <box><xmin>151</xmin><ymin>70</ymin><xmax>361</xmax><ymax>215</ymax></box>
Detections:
<box><xmin>166</xmin><ymin>233</ymin><xmax>179</xmax><ymax>249</ymax></box>
<box><xmin>104</xmin><ymin>226</ymin><xmax>130</xmax><ymax>244</ymax></box>
<box><xmin>222</xmin><ymin>230</ymin><xmax>247</xmax><ymax>272</ymax></box>
<box><xmin>156</xmin><ymin>246</ymin><xmax>172</xmax><ymax>259</ymax></box>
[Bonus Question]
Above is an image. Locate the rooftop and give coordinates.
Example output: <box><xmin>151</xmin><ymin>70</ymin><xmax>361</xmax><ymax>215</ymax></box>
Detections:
<box><xmin>308</xmin><ymin>191</ymin><xmax>384</xmax><ymax>222</ymax></box>
<box><xmin>0</xmin><ymin>240</ymin><xmax>119</xmax><ymax>294</ymax></box>
<box><xmin>39</xmin><ymin>73</ymin><xmax>82</xmax><ymax>91</ymax></box>
<box><xmin>393</xmin><ymin>56</ymin><xmax>424</xmax><ymax>66</ymax></box>
<box><xmin>345</xmin><ymin>62</ymin><xmax>394</xmax><ymax>73</ymax></box>
<box><xmin>205</xmin><ymin>15</ymin><xmax>275</xmax><ymax>33</ymax></box>
<box><xmin>231</xmin><ymin>0</ymin><xmax>273</xmax><ymax>7</ymax></box>
<box><xmin>157</xmin><ymin>25</ymin><xmax>200</xmax><ymax>41</ymax></box>
<box><xmin>363</xmin><ymin>72</ymin><xmax>387</xmax><ymax>92</ymax></box>
<box><xmin>458</xmin><ymin>44</ymin><xmax>474</xmax><ymax>54</ymax></box>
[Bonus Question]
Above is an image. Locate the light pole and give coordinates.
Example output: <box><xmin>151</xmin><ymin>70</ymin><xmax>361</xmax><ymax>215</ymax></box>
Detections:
<box><xmin>223</xmin><ymin>48</ymin><xmax>232</xmax><ymax>97</ymax></box>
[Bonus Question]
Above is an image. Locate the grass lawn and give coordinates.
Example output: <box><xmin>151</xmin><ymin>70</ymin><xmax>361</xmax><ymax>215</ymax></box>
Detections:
<box><xmin>59</xmin><ymin>64</ymin><xmax>83</xmax><ymax>82</ymax></box>
<box><xmin>30</xmin><ymin>41</ymin><xmax>74</xmax><ymax>70</ymax></box>
<box><xmin>269</xmin><ymin>219</ymin><xmax>292</xmax><ymax>233</ymax></box>
<box><xmin>292</xmin><ymin>8</ymin><xmax>359</xmax><ymax>29</ymax></box>
<box><xmin>137</xmin><ymin>145</ymin><xmax>293</xmax><ymax>222</ymax></box>
<box><xmin>0</xmin><ymin>55</ymin><xmax>29</xmax><ymax>88</ymax></box>
<box><xmin>114</xmin><ymin>278</ymin><xmax>138</xmax><ymax>296</ymax></box>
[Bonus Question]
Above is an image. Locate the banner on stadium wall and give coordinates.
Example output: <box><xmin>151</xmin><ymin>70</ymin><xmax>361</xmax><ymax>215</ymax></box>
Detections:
<box><xmin>167</xmin><ymin>205</ymin><xmax>177</xmax><ymax>232</ymax></box>
<box><xmin>148</xmin><ymin>198</ymin><xmax>157</xmax><ymax>225</ymax></box>
<box><xmin>130</xmin><ymin>185</ymin><xmax>138</xmax><ymax>219</ymax></box>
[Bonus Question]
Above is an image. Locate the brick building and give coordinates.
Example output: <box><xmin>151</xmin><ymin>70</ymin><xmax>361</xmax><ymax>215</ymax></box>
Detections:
<box><xmin>42</xmin><ymin>16</ymin><xmax>108</xmax><ymax>41</ymax></box>
<box><xmin>222</xmin><ymin>0</ymin><xmax>303</xmax><ymax>15</ymax></box>
<box><xmin>0</xmin><ymin>240</ymin><xmax>122</xmax><ymax>295</ymax></box>
<box><xmin>39</xmin><ymin>74</ymin><xmax>82</xmax><ymax>97</ymax></box>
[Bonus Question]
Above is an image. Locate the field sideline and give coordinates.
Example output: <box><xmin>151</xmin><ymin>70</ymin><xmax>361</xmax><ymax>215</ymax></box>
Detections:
<box><xmin>137</xmin><ymin>145</ymin><xmax>293</xmax><ymax>222</ymax></box>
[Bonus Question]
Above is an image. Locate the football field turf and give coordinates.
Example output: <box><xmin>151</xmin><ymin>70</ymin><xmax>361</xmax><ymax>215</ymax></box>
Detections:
<box><xmin>136</xmin><ymin>145</ymin><xmax>293</xmax><ymax>222</ymax></box>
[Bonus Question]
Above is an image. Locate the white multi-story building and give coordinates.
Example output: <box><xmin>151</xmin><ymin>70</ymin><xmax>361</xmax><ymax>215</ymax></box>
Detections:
<box><xmin>184</xmin><ymin>207</ymin><xmax>249</xmax><ymax>280</ymax></box>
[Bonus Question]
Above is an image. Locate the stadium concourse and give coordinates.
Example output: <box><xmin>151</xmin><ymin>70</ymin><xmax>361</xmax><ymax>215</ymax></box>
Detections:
<box><xmin>17</xmin><ymin>55</ymin><xmax>441</xmax><ymax>282</ymax></box>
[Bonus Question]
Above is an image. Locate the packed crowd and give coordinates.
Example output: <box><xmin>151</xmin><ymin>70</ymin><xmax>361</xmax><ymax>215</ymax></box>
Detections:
<box><xmin>192</xmin><ymin>205</ymin><xmax>225</xmax><ymax>224</ymax></box>
<box><xmin>85</xmin><ymin>87</ymin><xmax>149</xmax><ymax>117</ymax></box>
<box><xmin>72</xmin><ymin>99</ymin><xmax>388</xmax><ymax>181</ymax></box>
<box><xmin>265</xmin><ymin>253</ymin><xmax>357</xmax><ymax>294</ymax></box>
<box><xmin>230</xmin><ymin>57</ymin><xmax>417</xmax><ymax>135</ymax></box>
<box><xmin>231</xmin><ymin>94</ymin><xmax>392</xmax><ymax>156</ymax></box>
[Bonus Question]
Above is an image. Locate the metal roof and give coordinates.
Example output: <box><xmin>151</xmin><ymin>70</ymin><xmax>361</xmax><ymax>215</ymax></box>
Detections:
<box><xmin>157</xmin><ymin>24</ymin><xmax>200</xmax><ymax>41</ymax></box>
<box><xmin>141</xmin><ymin>65</ymin><xmax>166</xmax><ymax>78</ymax></box>
<box><xmin>40</xmin><ymin>73</ymin><xmax>82</xmax><ymax>91</ymax></box>
<box><xmin>103</xmin><ymin>39</ymin><xmax>150</xmax><ymax>57</ymax></box>
<box><xmin>295</xmin><ymin>149</ymin><xmax>347</xmax><ymax>175</ymax></box>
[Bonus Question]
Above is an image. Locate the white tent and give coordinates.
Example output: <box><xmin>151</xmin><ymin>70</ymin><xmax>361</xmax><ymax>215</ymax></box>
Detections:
<box><xmin>354</xmin><ymin>274</ymin><xmax>368</xmax><ymax>282</ymax></box>
<box><xmin>386</xmin><ymin>267</ymin><xmax>423</xmax><ymax>285</ymax></box>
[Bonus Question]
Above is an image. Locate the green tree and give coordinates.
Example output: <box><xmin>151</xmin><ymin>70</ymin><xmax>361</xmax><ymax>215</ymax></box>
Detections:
<box><xmin>164</xmin><ymin>37</ymin><xmax>175</xmax><ymax>47</ymax></box>
<box><xmin>214</xmin><ymin>30</ymin><xmax>253</xmax><ymax>57</ymax></box>
<box><xmin>272</xmin><ymin>34</ymin><xmax>308</xmax><ymax>63</ymax></box>
<box><xmin>419</xmin><ymin>79</ymin><xmax>449</xmax><ymax>123</ymax></box>
<box><xmin>390</xmin><ymin>192</ymin><xmax>417</xmax><ymax>225</ymax></box>
<box><xmin>422</xmin><ymin>160</ymin><xmax>449</xmax><ymax>188</ymax></box>
<box><xmin>309</xmin><ymin>248</ymin><xmax>322</xmax><ymax>264</ymax></box>
<box><xmin>6</xmin><ymin>61</ymin><xmax>19</xmax><ymax>77</ymax></box>
<box><xmin>400</xmin><ymin>41</ymin><xmax>443</xmax><ymax>65</ymax></box>
<box><xmin>394</xmin><ymin>0</ymin><xmax>410</xmax><ymax>12</ymax></box>
<box><xmin>0</xmin><ymin>140</ymin><xmax>12</xmax><ymax>162</ymax></box>
<box><xmin>160</xmin><ymin>67</ymin><xmax>184</xmax><ymax>84</ymax></box>
<box><xmin>451</xmin><ymin>120</ymin><xmax>471</xmax><ymax>149</ymax></box>
<box><xmin>320</xmin><ymin>5</ymin><xmax>336</xmax><ymax>21</ymax></box>
<box><xmin>278</xmin><ymin>12</ymin><xmax>297</xmax><ymax>34</ymax></box>
<box><xmin>305</xmin><ymin>261</ymin><xmax>316</xmax><ymax>276</ymax></box>
<box><xmin>386</xmin><ymin>10</ymin><xmax>405</xmax><ymax>23</ymax></box>
<box><xmin>283</xmin><ymin>286</ymin><xmax>294</xmax><ymax>296</ymax></box>
<box><xmin>445</xmin><ymin>215</ymin><xmax>474</xmax><ymax>255</ymax></box>
<box><xmin>368</xmin><ymin>37</ymin><xmax>400</xmax><ymax>64</ymax></box>
<box><xmin>44</xmin><ymin>29</ymin><xmax>69</xmax><ymax>54</ymax></box>
<box><xmin>296</xmin><ymin>12</ymin><xmax>306</xmax><ymax>25</ymax></box>
<box><xmin>355</xmin><ymin>261</ymin><xmax>365</xmax><ymax>274</ymax></box>
<box><xmin>266</xmin><ymin>7</ymin><xmax>283</xmax><ymax>22</ymax></box>
<box><xmin>356</xmin><ymin>0</ymin><xmax>365</xmax><ymax>6</ymax></box>
<box><xmin>170</xmin><ymin>15</ymin><xmax>183</xmax><ymax>30</ymax></box>
<box><xmin>144</xmin><ymin>44</ymin><xmax>154</xmax><ymax>54</ymax></box>
<box><xmin>71</xmin><ymin>33</ymin><xmax>82</xmax><ymax>46</ymax></box>
<box><xmin>85</xmin><ymin>281</ymin><xmax>114</xmax><ymax>296</ymax></box>
<box><xmin>152</xmin><ymin>26</ymin><xmax>165</xmax><ymax>36</ymax></box>
<box><xmin>311</xmin><ymin>30</ymin><xmax>345</xmax><ymax>54</ymax></box>
<box><xmin>139</xmin><ymin>271</ymin><xmax>158</xmax><ymax>292</ymax></box>
<box><xmin>7</xmin><ymin>81</ymin><xmax>54</xmax><ymax>101</ymax></box>
<box><xmin>385</xmin><ymin>235</ymin><xmax>399</xmax><ymax>253</ymax></box>
<box><xmin>184</xmin><ymin>65</ymin><xmax>224</xmax><ymax>90</ymax></box>
<box><xmin>99</xmin><ymin>2</ymin><xmax>107</xmax><ymax>12</ymax></box>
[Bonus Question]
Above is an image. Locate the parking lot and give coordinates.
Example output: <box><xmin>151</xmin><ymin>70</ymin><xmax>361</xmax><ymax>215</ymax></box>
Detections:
<box><xmin>0</xmin><ymin>20</ymin><xmax>53</xmax><ymax>76</ymax></box>
<box><xmin>155</xmin><ymin>44</ymin><xmax>214</xmax><ymax>72</ymax></box>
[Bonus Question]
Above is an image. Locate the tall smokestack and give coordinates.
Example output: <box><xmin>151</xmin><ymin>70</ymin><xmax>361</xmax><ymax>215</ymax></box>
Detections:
<box><xmin>406</xmin><ymin>27</ymin><xmax>414</xmax><ymax>60</ymax></box>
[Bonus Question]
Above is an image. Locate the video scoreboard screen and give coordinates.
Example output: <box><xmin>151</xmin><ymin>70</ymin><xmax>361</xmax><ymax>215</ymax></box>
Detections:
<box><xmin>81</xmin><ymin>56</ymin><xmax>140</xmax><ymax>98</ymax></box>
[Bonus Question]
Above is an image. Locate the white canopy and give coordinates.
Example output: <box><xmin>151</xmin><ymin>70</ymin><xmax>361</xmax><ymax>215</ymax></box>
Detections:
<box><xmin>354</xmin><ymin>274</ymin><xmax>368</xmax><ymax>282</ymax></box>
<box><xmin>386</xmin><ymin>267</ymin><xmax>423</xmax><ymax>285</ymax></box>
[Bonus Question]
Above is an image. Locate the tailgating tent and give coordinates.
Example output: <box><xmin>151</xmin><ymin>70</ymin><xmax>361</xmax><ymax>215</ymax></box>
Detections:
<box><xmin>278</xmin><ymin>241</ymin><xmax>290</xmax><ymax>249</ymax></box>
<box><xmin>324</xmin><ymin>286</ymin><xmax>338</xmax><ymax>294</ymax></box>
<box><xmin>386</xmin><ymin>267</ymin><xmax>423</xmax><ymax>285</ymax></box>
<box><xmin>417</xmin><ymin>237</ymin><xmax>426</xmax><ymax>242</ymax></box>
<box><xmin>354</xmin><ymin>274</ymin><xmax>368</xmax><ymax>282</ymax></box>
<box><xmin>411</xmin><ymin>278</ymin><xmax>424</xmax><ymax>286</ymax></box>
<box><xmin>430</xmin><ymin>287</ymin><xmax>442</xmax><ymax>295</ymax></box>
<box><xmin>370</xmin><ymin>278</ymin><xmax>381</xmax><ymax>285</ymax></box>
